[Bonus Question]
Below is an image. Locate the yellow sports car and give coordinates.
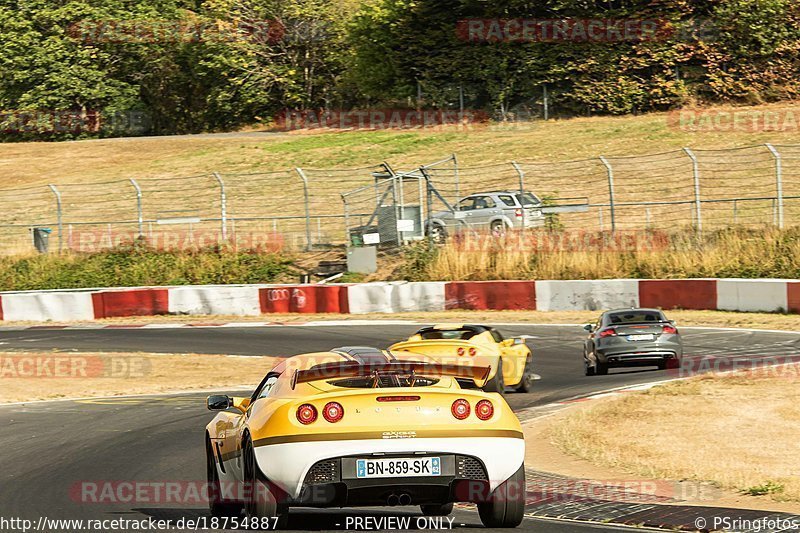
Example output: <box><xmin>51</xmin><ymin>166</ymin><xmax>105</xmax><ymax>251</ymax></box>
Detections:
<box><xmin>389</xmin><ymin>325</ymin><xmax>534</xmax><ymax>394</ymax></box>
<box><xmin>205</xmin><ymin>346</ymin><xmax>526</xmax><ymax>529</ymax></box>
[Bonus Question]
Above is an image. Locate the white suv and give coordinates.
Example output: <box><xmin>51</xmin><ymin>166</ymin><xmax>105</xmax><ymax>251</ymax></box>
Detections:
<box><xmin>427</xmin><ymin>190</ymin><xmax>545</xmax><ymax>242</ymax></box>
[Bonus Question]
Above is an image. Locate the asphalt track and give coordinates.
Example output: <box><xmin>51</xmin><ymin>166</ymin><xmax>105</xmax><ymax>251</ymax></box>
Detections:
<box><xmin>1</xmin><ymin>324</ymin><xmax>799</xmax><ymax>532</ymax></box>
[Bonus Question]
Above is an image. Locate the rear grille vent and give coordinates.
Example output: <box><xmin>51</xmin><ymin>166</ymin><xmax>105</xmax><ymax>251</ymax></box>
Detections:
<box><xmin>456</xmin><ymin>456</ymin><xmax>488</xmax><ymax>480</ymax></box>
<box><xmin>304</xmin><ymin>459</ymin><xmax>340</xmax><ymax>484</ymax></box>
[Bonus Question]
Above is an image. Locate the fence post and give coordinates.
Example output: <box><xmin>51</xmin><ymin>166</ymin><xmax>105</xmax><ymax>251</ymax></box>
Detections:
<box><xmin>599</xmin><ymin>157</ymin><xmax>616</xmax><ymax>233</ymax></box>
<box><xmin>47</xmin><ymin>184</ymin><xmax>63</xmax><ymax>253</ymax></box>
<box><xmin>294</xmin><ymin>168</ymin><xmax>313</xmax><ymax>251</ymax></box>
<box><xmin>452</xmin><ymin>153</ymin><xmax>460</xmax><ymax>202</ymax></box>
<box><xmin>765</xmin><ymin>144</ymin><xmax>784</xmax><ymax>229</ymax></box>
<box><xmin>683</xmin><ymin>148</ymin><xmax>702</xmax><ymax>232</ymax></box>
<box><xmin>511</xmin><ymin>161</ymin><xmax>526</xmax><ymax>229</ymax></box>
<box><xmin>130</xmin><ymin>179</ymin><xmax>144</xmax><ymax>238</ymax></box>
<box><xmin>211</xmin><ymin>172</ymin><xmax>228</xmax><ymax>242</ymax></box>
<box><xmin>341</xmin><ymin>193</ymin><xmax>351</xmax><ymax>245</ymax></box>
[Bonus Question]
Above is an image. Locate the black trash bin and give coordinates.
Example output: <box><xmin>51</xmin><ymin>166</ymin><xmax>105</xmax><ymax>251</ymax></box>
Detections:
<box><xmin>32</xmin><ymin>227</ymin><xmax>52</xmax><ymax>254</ymax></box>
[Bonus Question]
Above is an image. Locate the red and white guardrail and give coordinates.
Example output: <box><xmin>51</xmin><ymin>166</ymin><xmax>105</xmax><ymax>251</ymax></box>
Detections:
<box><xmin>0</xmin><ymin>279</ymin><xmax>798</xmax><ymax>321</ymax></box>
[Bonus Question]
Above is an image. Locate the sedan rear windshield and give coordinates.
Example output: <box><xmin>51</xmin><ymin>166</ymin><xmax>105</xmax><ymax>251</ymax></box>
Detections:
<box><xmin>607</xmin><ymin>311</ymin><xmax>666</xmax><ymax>324</ymax></box>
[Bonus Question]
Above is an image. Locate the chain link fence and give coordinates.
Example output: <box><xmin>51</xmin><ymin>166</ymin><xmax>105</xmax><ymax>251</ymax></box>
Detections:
<box><xmin>2</xmin><ymin>144</ymin><xmax>799</xmax><ymax>255</ymax></box>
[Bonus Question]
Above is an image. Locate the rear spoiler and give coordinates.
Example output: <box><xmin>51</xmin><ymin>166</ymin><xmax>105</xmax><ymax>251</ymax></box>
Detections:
<box><xmin>291</xmin><ymin>361</ymin><xmax>491</xmax><ymax>389</ymax></box>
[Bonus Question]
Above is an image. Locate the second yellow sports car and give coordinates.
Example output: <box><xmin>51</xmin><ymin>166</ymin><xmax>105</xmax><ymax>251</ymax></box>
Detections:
<box><xmin>389</xmin><ymin>324</ymin><xmax>535</xmax><ymax>394</ymax></box>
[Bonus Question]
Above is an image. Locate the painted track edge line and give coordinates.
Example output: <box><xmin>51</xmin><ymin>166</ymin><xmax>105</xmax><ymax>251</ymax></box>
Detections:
<box><xmin>0</xmin><ymin>385</ymin><xmax>254</xmax><ymax>407</ymax></box>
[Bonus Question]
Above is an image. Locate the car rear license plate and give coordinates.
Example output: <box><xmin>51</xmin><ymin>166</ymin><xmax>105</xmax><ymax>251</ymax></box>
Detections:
<box><xmin>627</xmin><ymin>334</ymin><xmax>655</xmax><ymax>341</ymax></box>
<box><xmin>356</xmin><ymin>457</ymin><xmax>441</xmax><ymax>479</ymax></box>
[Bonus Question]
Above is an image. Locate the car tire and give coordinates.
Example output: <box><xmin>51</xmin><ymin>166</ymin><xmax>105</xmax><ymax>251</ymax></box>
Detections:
<box><xmin>477</xmin><ymin>464</ymin><xmax>526</xmax><ymax>528</ymax></box>
<box><xmin>657</xmin><ymin>361</ymin><xmax>668</xmax><ymax>370</ymax></box>
<box><xmin>428</xmin><ymin>224</ymin><xmax>447</xmax><ymax>244</ymax></box>
<box><xmin>421</xmin><ymin>503</ymin><xmax>454</xmax><ymax>516</ymax></box>
<box><xmin>490</xmin><ymin>221</ymin><xmax>506</xmax><ymax>238</ymax></box>
<box><xmin>206</xmin><ymin>438</ymin><xmax>243</xmax><ymax>518</ymax></box>
<box><xmin>244</xmin><ymin>436</ymin><xmax>289</xmax><ymax>529</ymax></box>
<box><xmin>596</xmin><ymin>361</ymin><xmax>609</xmax><ymax>375</ymax></box>
<box><xmin>584</xmin><ymin>356</ymin><xmax>596</xmax><ymax>377</ymax></box>
<box><xmin>515</xmin><ymin>356</ymin><xmax>534</xmax><ymax>393</ymax></box>
<box><xmin>483</xmin><ymin>359</ymin><xmax>505</xmax><ymax>395</ymax></box>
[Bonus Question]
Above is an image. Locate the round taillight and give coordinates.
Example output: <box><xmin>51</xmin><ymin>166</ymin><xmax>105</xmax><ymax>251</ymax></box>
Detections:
<box><xmin>451</xmin><ymin>399</ymin><xmax>470</xmax><ymax>420</ymax></box>
<box><xmin>476</xmin><ymin>400</ymin><xmax>494</xmax><ymax>421</ymax></box>
<box><xmin>457</xmin><ymin>347</ymin><xmax>465</xmax><ymax>356</ymax></box>
<box><xmin>323</xmin><ymin>402</ymin><xmax>344</xmax><ymax>423</ymax></box>
<box><xmin>297</xmin><ymin>404</ymin><xmax>317</xmax><ymax>425</ymax></box>
<box><xmin>468</xmin><ymin>347</ymin><xmax>477</xmax><ymax>357</ymax></box>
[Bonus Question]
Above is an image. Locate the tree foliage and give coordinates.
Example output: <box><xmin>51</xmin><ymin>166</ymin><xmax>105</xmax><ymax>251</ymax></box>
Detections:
<box><xmin>0</xmin><ymin>0</ymin><xmax>798</xmax><ymax>139</ymax></box>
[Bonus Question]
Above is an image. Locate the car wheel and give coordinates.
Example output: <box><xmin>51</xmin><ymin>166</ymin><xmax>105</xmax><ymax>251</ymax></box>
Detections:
<box><xmin>490</xmin><ymin>221</ymin><xmax>506</xmax><ymax>238</ymax></box>
<box><xmin>657</xmin><ymin>361</ymin><xmax>667</xmax><ymax>370</ymax></box>
<box><xmin>244</xmin><ymin>436</ymin><xmax>288</xmax><ymax>529</ymax></box>
<box><xmin>483</xmin><ymin>359</ymin><xmax>505</xmax><ymax>395</ymax></box>
<box><xmin>478</xmin><ymin>464</ymin><xmax>525</xmax><ymax>528</ymax></box>
<box><xmin>421</xmin><ymin>503</ymin><xmax>454</xmax><ymax>516</ymax></box>
<box><xmin>428</xmin><ymin>224</ymin><xmax>447</xmax><ymax>244</ymax></box>
<box><xmin>206</xmin><ymin>438</ymin><xmax>243</xmax><ymax>518</ymax></box>
<box><xmin>584</xmin><ymin>356</ymin><xmax>596</xmax><ymax>377</ymax></box>
<box><xmin>596</xmin><ymin>361</ymin><xmax>609</xmax><ymax>375</ymax></box>
<box><xmin>515</xmin><ymin>356</ymin><xmax>534</xmax><ymax>393</ymax></box>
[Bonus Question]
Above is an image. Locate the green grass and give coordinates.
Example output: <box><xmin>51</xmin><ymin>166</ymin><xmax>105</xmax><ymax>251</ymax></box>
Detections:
<box><xmin>0</xmin><ymin>243</ymin><xmax>294</xmax><ymax>291</ymax></box>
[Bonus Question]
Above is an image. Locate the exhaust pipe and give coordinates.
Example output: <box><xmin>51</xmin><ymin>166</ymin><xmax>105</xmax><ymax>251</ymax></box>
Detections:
<box><xmin>386</xmin><ymin>494</ymin><xmax>399</xmax><ymax>506</ymax></box>
<box><xmin>398</xmin><ymin>493</ymin><xmax>412</xmax><ymax>506</ymax></box>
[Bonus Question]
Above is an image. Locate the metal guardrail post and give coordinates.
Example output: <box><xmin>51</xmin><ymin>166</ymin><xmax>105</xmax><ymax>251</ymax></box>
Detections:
<box><xmin>295</xmin><ymin>168</ymin><xmax>313</xmax><ymax>251</ymax></box>
<box><xmin>683</xmin><ymin>148</ymin><xmax>702</xmax><ymax>232</ymax></box>
<box><xmin>511</xmin><ymin>161</ymin><xmax>526</xmax><ymax>229</ymax></box>
<box><xmin>599</xmin><ymin>157</ymin><xmax>616</xmax><ymax>233</ymax></box>
<box><xmin>47</xmin><ymin>184</ymin><xmax>63</xmax><ymax>253</ymax></box>
<box><xmin>212</xmin><ymin>172</ymin><xmax>228</xmax><ymax>242</ymax></box>
<box><xmin>130</xmin><ymin>179</ymin><xmax>144</xmax><ymax>238</ymax></box>
<box><xmin>765</xmin><ymin>144</ymin><xmax>784</xmax><ymax>229</ymax></box>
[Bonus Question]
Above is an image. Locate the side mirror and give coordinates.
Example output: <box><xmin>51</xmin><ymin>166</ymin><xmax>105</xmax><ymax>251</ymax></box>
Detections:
<box><xmin>207</xmin><ymin>395</ymin><xmax>232</xmax><ymax>411</ymax></box>
<box><xmin>583</xmin><ymin>324</ymin><xmax>593</xmax><ymax>332</ymax></box>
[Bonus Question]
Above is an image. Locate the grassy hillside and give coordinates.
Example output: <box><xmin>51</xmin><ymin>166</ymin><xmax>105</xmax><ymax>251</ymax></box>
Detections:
<box><xmin>3</xmin><ymin>103</ymin><xmax>800</xmax><ymax>187</ymax></box>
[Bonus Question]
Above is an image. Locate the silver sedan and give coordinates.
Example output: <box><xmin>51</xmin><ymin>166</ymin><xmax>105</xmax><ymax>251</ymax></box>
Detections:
<box><xmin>583</xmin><ymin>308</ymin><xmax>683</xmax><ymax>376</ymax></box>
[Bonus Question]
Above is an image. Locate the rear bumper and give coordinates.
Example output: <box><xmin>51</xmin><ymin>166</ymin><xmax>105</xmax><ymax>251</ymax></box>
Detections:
<box><xmin>598</xmin><ymin>350</ymin><xmax>679</xmax><ymax>366</ymax></box>
<box><xmin>254</xmin><ymin>436</ymin><xmax>524</xmax><ymax>500</ymax></box>
<box><xmin>292</xmin><ymin>454</ymin><xmax>493</xmax><ymax>507</ymax></box>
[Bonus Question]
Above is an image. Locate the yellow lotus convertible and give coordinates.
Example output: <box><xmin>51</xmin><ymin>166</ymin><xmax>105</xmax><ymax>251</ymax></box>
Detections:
<box><xmin>205</xmin><ymin>347</ymin><xmax>526</xmax><ymax>529</ymax></box>
<box><xmin>389</xmin><ymin>324</ymin><xmax>534</xmax><ymax>394</ymax></box>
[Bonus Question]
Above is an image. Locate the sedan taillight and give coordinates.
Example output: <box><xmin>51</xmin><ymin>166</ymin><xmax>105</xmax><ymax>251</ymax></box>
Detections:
<box><xmin>598</xmin><ymin>328</ymin><xmax>617</xmax><ymax>338</ymax></box>
<box><xmin>662</xmin><ymin>325</ymin><xmax>678</xmax><ymax>335</ymax></box>
<box><xmin>515</xmin><ymin>209</ymin><xmax>523</xmax><ymax>218</ymax></box>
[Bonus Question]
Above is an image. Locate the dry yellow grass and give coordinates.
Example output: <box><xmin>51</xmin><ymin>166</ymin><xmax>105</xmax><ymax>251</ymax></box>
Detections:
<box><xmin>549</xmin><ymin>371</ymin><xmax>800</xmax><ymax>502</ymax></box>
<box><xmin>2</xmin><ymin>102</ymin><xmax>800</xmax><ymax>186</ymax></box>
<box><xmin>422</xmin><ymin>228</ymin><xmax>800</xmax><ymax>280</ymax></box>
<box><xmin>0</xmin><ymin>351</ymin><xmax>279</xmax><ymax>403</ymax></box>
